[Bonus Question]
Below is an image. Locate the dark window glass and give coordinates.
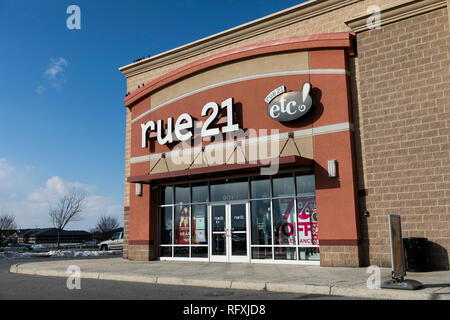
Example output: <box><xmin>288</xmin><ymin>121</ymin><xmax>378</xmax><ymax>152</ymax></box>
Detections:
<box><xmin>174</xmin><ymin>204</ymin><xmax>190</xmax><ymax>245</ymax></box>
<box><xmin>274</xmin><ymin>247</ymin><xmax>297</xmax><ymax>260</ymax></box>
<box><xmin>272</xmin><ymin>174</ymin><xmax>295</xmax><ymax>197</ymax></box>
<box><xmin>273</xmin><ymin>198</ymin><xmax>296</xmax><ymax>245</ymax></box>
<box><xmin>159</xmin><ymin>185</ymin><xmax>173</xmax><ymax>205</ymax></box>
<box><xmin>210</xmin><ymin>178</ymin><xmax>248</xmax><ymax>202</ymax></box>
<box><xmin>251</xmin><ymin>247</ymin><xmax>273</xmax><ymax>260</ymax></box>
<box><xmin>191</xmin><ymin>246</ymin><xmax>208</xmax><ymax>258</ymax></box>
<box><xmin>251</xmin><ymin>200</ymin><xmax>272</xmax><ymax>245</ymax></box>
<box><xmin>192</xmin><ymin>182</ymin><xmax>208</xmax><ymax>203</ymax></box>
<box><xmin>299</xmin><ymin>248</ymin><xmax>320</xmax><ymax>261</ymax></box>
<box><xmin>212</xmin><ymin>206</ymin><xmax>225</xmax><ymax>232</ymax></box>
<box><xmin>231</xmin><ymin>233</ymin><xmax>247</xmax><ymax>256</ymax></box>
<box><xmin>160</xmin><ymin>206</ymin><xmax>172</xmax><ymax>245</ymax></box>
<box><xmin>212</xmin><ymin>234</ymin><xmax>226</xmax><ymax>255</ymax></box>
<box><xmin>174</xmin><ymin>246</ymin><xmax>189</xmax><ymax>257</ymax></box>
<box><xmin>296</xmin><ymin>174</ymin><xmax>315</xmax><ymax>196</ymax></box>
<box><xmin>250</xmin><ymin>176</ymin><xmax>271</xmax><ymax>199</ymax></box>
<box><xmin>175</xmin><ymin>184</ymin><xmax>190</xmax><ymax>204</ymax></box>
<box><xmin>160</xmin><ymin>246</ymin><xmax>172</xmax><ymax>257</ymax></box>
<box><xmin>230</xmin><ymin>203</ymin><xmax>246</xmax><ymax>232</ymax></box>
<box><xmin>192</xmin><ymin>204</ymin><xmax>207</xmax><ymax>245</ymax></box>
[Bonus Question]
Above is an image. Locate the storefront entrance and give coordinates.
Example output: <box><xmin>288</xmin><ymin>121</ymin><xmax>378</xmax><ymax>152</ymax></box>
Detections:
<box><xmin>210</xmin><ymin>202</ymin><xmax>250</xmax><ymax>263</ymax></box>
<box><xmin>158</xmin><ymin>171</ymin><xmax>320</xmax><ymax>264</ymax></box>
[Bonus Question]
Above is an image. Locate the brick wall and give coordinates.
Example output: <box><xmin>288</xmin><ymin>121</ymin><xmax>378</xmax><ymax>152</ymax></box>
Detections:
<box><xmin>354</xmin><ymin>7</ymin><xmax>450</xmax><ymax>270</ymax></box>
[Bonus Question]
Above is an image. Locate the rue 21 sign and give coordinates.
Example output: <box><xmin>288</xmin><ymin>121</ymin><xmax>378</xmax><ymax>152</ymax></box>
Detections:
<box><xmin>141</xmin><ymin>98</ymin><xmax>239</xmax><ymax>147</ymax></box>
<box><xmin>140</xmin><ymin>82</ymin><xmax>313</xmax><ymax>147</ymax></box>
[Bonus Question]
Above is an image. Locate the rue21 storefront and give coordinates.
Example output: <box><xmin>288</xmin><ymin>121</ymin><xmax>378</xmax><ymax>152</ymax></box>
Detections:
<box><xmin>126</xmin><ymin>34</ymin><xmax>361</xmax><ymax>265</ymax></box>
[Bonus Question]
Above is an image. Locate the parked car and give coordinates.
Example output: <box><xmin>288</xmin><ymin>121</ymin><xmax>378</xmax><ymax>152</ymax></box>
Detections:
<box><xmin>98</xmin><ymin>232</ymin><xmax>123</xmax><ymax>251</ymax></box>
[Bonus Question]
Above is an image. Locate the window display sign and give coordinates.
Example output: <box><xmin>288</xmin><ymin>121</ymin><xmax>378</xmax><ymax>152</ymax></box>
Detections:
<box><xmin>297</xmin><ymin>196</ymin><xmax>319</xmax><ymax>247</ymax></box>
<box><xmin>192</xmin><ymin>205</ymin><xmax>207</xmax><ymax>244</ymax></box>
<box><xmin>276</xmin><ymin>198</ymin><xmax>296</xmax><ymax>245</ymax></box>
<box><xmin>176</xmin><ymin>205</ymin><xmax>190</xmax><ymax>244</ymax></box>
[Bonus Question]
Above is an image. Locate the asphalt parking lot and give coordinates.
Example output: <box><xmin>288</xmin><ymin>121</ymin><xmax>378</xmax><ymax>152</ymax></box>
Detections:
<box><xmin>0</xmin><ymin>256</ymin><xmax>361</xmax><ymax>300</ymax></box>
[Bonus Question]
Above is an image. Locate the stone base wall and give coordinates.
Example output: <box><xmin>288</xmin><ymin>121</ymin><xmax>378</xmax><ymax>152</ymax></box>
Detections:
<box><xmin>127</xmin><ymin>244</ymin><xmax>155</xmax><ymax>261</ymax></box>
<box><xmin>123</xmin><ymin>207</ymin><xmax>129</xmax><ymax>259</ymax></box>
<box><xmin>320</xmin><ymin>245</ymin><xmax>362</xmax><ymax>267</ymax></box>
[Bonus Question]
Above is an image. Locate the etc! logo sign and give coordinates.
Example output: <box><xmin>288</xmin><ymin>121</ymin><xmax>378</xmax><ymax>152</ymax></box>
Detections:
<box><xmin>265</xmin><ymin>83</ymin><xmax>313</xmax><ymax>122</ymax></box>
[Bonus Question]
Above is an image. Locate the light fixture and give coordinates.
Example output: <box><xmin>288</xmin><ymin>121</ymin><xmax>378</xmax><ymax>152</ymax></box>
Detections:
<box><xmin>135</xmin><ymin>183</ymin><xmax>142</xmax><ymax>196</ymax></box>
<box><xmin>327</xmin><ymin>160</ymin><xmax>338</xmax><ymax>178</ymax></box>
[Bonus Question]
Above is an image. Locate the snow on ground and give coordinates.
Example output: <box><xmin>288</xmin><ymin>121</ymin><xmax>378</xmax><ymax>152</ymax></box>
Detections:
<box><xmin>0</xmin><ymin>250</ymin><xmax>122</xmax><ymax>260</ymax></box>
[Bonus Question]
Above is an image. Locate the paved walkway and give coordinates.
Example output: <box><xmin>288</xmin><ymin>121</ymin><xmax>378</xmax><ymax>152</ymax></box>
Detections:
<box><xmin>9</xmin><ymin>258</ymin><xmax>450</xmax><ymax>300</ymax></box>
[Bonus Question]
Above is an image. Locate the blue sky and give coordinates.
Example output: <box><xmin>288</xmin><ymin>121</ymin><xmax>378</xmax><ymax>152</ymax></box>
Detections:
<box><xmin>0</xmin><ymin>0</ymin><xmax>304</xmax><ymax>230</ymax></box>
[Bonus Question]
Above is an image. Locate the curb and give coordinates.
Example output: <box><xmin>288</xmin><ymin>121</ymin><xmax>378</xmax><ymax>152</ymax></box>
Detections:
<box><xmin>9</xmin><ymin>264</ymin><xmax>442</xmax><ymax>300</ymax></box>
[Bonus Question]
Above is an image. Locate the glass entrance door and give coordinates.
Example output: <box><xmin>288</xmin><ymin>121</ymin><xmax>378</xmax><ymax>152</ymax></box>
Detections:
<box><xmin>209</xmin><ymin>202</ymin><xmax>249</xmax><ymax>262</ymax></box>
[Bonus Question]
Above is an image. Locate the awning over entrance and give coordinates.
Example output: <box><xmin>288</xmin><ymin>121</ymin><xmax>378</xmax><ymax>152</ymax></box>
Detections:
<box><xmin>127</xmin><ymin>155</ymin><xmax>313</xmax><ymax>184</ymax></box>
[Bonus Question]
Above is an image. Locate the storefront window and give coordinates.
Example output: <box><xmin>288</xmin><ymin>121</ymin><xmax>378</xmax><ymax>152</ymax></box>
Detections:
<box><xmin>250</xmin><ymin>176</ymin><xmax>271</xmax><ymax>199</ymax></box>
<box><xmin>272</xmin><ymin>174</ymin><xmax>295</xmax><ymax>197</ymax></box>
<box><xmin>159</xmin><ymin>185</ymin><xmax>174</xmax><ymax>205</ymax></box>
<box><xmin>192</xmin><ymin>204</ymin><xmax>207</xmax><ymax>244</ymax></box>
<box><xmin>174</xmin><ymin>246</ymin><xmax>189</xmax><ymax>257</ymax></box>
<box><xmin>274</xmin><ymin>247</ymin><xmax>297</xmax><ymax>260</ymax></box>
<box><xmin>251</xmin><ymin>247</ymin><xmax>272</xmax><ymax>259</ymax></box>
<box><xmin>160</xmin><ymin>206</ymin><xmax>172</xmax><ymax>245</ymax></box>
<box><xmin>251</xmin><ymin>200</ymin><xmax>272</xmax><ymax>245</ymax></box>
<box><xmin>158</xmin><ymin>171</ymin><xmax>319</xmax><ymax>263</ymax></box>
<box><xmin>175</xmin><ymin>184</ymin><xmax>190</xmax><ymax>204</ymax></box>
<box><xmin>160</xmin><ymin>246</ymin><xmax>172</xmax><ymax>257</ymax></box>
<box><xmin>174</xmin><ymin>204</ymin><xmax>190</xmax><ymax>245</ymax></box>
<box><xmin>192</xmin><ymin>182</ymin><xmax>208</xmax><ymax>203</ymax></box>
<box><xmin>296</xmin><ymin>174</ymin><xmax>315</xmax><ymax>196</ymax></box>
<box><xmin>299</xmin><ymin>248</ymin><xmax>320</xmax><ymax>261</ymax></box>
<box><xmin>273</xmin><ymin>198</ymin><xmax>296</xmax><ymax>245</ymax></box>
<box><xmin>191</xmin><ymin>246</ymin><xmax>208</xmax><ymax>258</ymax></box>
<box><xmin>210</xmin><ymin>178</ymin><xmax>248</xmax><ymax>202</ymax></box>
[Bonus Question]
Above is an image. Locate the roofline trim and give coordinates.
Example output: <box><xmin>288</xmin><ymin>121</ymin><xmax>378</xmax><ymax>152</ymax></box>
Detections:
<box><xmin>124</xmin><ymin>32</ymin><xmax>355</xmax><ymax>108</ymax></box>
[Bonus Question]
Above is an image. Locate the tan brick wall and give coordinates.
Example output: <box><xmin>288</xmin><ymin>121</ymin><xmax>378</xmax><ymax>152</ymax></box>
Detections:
<box><xmin>128</xmin><ymin>244</ymin><xmax>154</xmax><ymax>261</ymax></box>
<box><xmin>123</xmin><ymin>109</ymin><xmax>131</xmax><ymax>259</ymax></box>
<box><xmin>320</xmin><ymin>245</ymin><xmax>361</xmax><ymax>267</ymax></box>
<box><xmin>354</xmin><ymin>7</ymin><xmax>450</xmax><ymax>270</ymax></box>
<box><xmin>123</xmin><ymin>208</ymin><xmax>129</xmax><ymax>259</ymax></box>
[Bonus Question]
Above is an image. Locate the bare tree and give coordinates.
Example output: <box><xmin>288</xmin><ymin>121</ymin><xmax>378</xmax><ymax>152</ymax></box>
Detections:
<box><xmin>91</xmin><ymin>214</ymin><xmax>120</xmax><ymax>242</ymax></box>
<box><xmin>0</xmin><ymin>212</ymin><xmax>17</xmax><ymax>245</ymax></box>
<box><xmin>49</xmin><ymin>190</ymin><xmax>87</xmax><ymax>250</ymax></box>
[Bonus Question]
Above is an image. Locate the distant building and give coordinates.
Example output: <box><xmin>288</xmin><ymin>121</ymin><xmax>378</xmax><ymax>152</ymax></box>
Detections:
<box><xmin>16</xmin><ymin>228</ymin><xmax>92</xmax><ymax>244</ymax></box>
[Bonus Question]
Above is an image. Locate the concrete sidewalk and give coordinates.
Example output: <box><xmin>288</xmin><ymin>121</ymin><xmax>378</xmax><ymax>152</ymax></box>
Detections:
<box><xmin>9</xmin><ymin>258</ymin><xmax>450</xmax><ymax>300</ymax></box>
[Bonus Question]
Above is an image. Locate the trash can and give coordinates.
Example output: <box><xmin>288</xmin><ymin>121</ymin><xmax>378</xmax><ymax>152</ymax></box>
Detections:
<box><xmin>403</xmin><ymin>237</ymin><xmax>429</xmax><ymax>272</ymax></box>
